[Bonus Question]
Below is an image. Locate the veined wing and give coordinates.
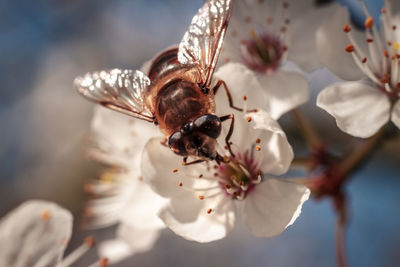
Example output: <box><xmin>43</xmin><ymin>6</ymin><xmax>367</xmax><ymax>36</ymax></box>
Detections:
<box><xmin>74</xmin><ymin>69</ymin><xmax>154</xmax><ymax>122</ymax></box>
<box><xmin>178</xmin><ymin>0</ymin><xmax>233</xmax><ymax>88</ymax></box>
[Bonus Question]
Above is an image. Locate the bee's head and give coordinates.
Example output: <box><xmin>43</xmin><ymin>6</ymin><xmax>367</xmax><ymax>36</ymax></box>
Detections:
<box><xmin>168</xmin><ymin>114</ymin><xmax>222</xmax><ymax>160</ymax></box>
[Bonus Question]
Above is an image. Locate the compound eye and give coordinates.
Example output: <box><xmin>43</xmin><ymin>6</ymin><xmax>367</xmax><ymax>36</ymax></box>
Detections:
<box><xmin>168</xmin><ymin>132</ymin><xmax>188</xmax><ymax>156</ymax></box>
<box><xmin>193</xmin><ymin>114</ymin><xmax>222</xmax><ymax>138</ymax></box>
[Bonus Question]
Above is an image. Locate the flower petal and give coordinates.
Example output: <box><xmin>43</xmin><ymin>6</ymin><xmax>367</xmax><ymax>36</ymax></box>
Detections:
<box><xmin>141</xmin><ymin>137</ymin><xmax>205</xmax><ymax>198</ymax></box>
<box><xmin>141</xmin><ymin>138</ymin><xmax>236</xmax><ymax>242</ymax></box>
<box><xmin>255</xmin><ymin>70</ymin><xmax>309</xmax><ymax>119</ymax></box>
<box><xmin>317</xmin><ymin>81</ymin><xmax>391</xmax><ymax>138</ymax></box>
<box><xmin>243</xmin><ymin>178</ymin><xmax>310</xmax><ymax>237</ymax></box>
<box><xmin>119</xmin><ymin>179</ymin><xmax>167</xmax><ymax>230</ymax></box>
<box><xmin>391</xmin><ymin>100</ymin><xmax>400</xmax><ymax>130</ymax></box>
<box><xmin>97</xmin><ymin>239</ymin><xmax>133</xmax><ymax>264</ymax></box>
<box><xmin>159</xmin><ymin>193</ymin><xmax>236</xmax><ymax>243</ymax></box>
<box><xmin>214</xmin><ymin>63</ymin><xmax>267</xmax><ymax>116</ymax></box>
<box><xmin>215</xmin><ymin>63</ymin><xmax>308</xmax><ymax>120</ymax></box>
<box><xmin>243</xmin><ymin>110</ymin><xmax>294</xmax><ymax>175</ymax></box>
<box><xmin>89</xmin><ymin>106</ymin><xmax>158</xmax><ymax>168</ymax></box>
<box><xmin>288</xmin><ymin>3</ymin><xmax>341</xmax><ymax>71</ymax></box>
<box><xmin>316</xmin><ymin>5</ymin><xmax>365</xmax><ymax>81</ymax></box>
<box><xmin>0</xmin><ymin>200</ymin><xmax>72</xmax><ymax>267</ymax></box>
<box><xmin>98</xmin><ymin>224</ymin><xmax>160</xmax><ymax>264</ymax></box>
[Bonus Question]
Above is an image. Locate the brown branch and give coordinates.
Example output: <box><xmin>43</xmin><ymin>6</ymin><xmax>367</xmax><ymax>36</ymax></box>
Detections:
<box><xmin>291</xmin><ymin>108</ymin><xmax>323</xmax><ymax>149</ymax></box>
<box><xmin>334</xmin><ymin>194</ymin><xmax>348</xmax><ymax>267</ymax></box>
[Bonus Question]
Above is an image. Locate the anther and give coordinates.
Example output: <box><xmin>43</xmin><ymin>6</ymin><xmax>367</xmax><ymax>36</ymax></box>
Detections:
<box><xmin>383</xmin><ymin>50</ymin><xmax>389</xmax><ymax>57</ymax></box>
<box><xmin>280</xmin><ymin>27</ymin><xmax>287</xmax><ymax>33</ymax></box>
<box><xmin>388</xmin><ymin>41</ymin><xmax>392</xmax><ymax>46</ymax></box>
<box><xmin>84</xmin><ymin>236</ymin><xmax>96</xmax><ymax>247</ymax></box>
<box><xmin>246</xmin><ymin>116</ymin><xmax>252</xmax><ymax>122</ymax></box>
<box><xmin>242</xmin><ymin>95</ymin><xmax>247</xmax><ymax>101</ymax></box>
<box><xmin>343</xmin><ymin>24</ymin><xmax>351</xmax><ymax>33</ymax></box>
<box><xmin>199</xmin><ymin>174</ymin><xmax>203</xmax><ymax>178</ymax></box>
<box><xmin>255</xmin><ymin>145</ymin><xmax>261</xmax><ymax>151</ymax></box>
<box><xmin>224</xmin><ymin>58</ymin><xmax>231</xmax><ymax>63</ymax></box>
<box><xmin>382</xmin><ymin>7</ymin><xmax>386</xmax><ymax>13</ymax></box>
<box><xmin>362</xmin><ymin>57</ymin><xmax>367</xmax><ymax>63</ymax></box>
<box><xmin>366</xmin><ymin>38</ymin><xmax>373</xmax><ymax>43</ymax></box>
<box><xmin>397</xmin><ymin>83</ymin><xmax>400</xmax><ymax>89</ymax></box>
<box><xmin>40</xmin><ymin>210</ymin><xmax>51</xmax><ymax>221</ymax></box>
<box><xmin>380</xmin><ymin>77</ymin><xmax>389</xmax><ymax>84</ymax></box>
<box><xmin>256</xmin><ymin>138</ymin><xmax>261</xmax><ymax>144</ymax></box>
<box><xmin>198</xmin><ymin>196</ymin><xmax>205</xmax><ymax>200</ymax></box>
<box><xmin>172</xmin><ymin>169</ymin><xmax>178</xmax><ymax>173</ymax></box>
<box><xmin>99</xmin><ymin>258</ymin><xmax>109</xmax><ymax>267</ymax></box>
<box><xmin>207</xmin><ymin>208</ymin><xmax>213</xmax><ymax>214</ymax></box>
<box><xmin>225</xmin><ymin>184</ymin><xmax>232</xmax><ymax>189</ymax></box>
<box><xmin>178</xmin><ymin>182</ymin><xmax>183</xmax><ymax>187</ymax></box>
<box><xmin>365</xmin><ymin>17</ymin><xmax>374</xmax><ymax>28</ymax></box>
<box><xmin>285</xmin><ymin>19</ymin><xmax>290</xmax><ymax>24</ymax></box>
<box><xmin>393</xmin><ymin>25</ymin><xmax>397</xmax><ymax>31</ymax></box>
<box><xmin>345</xmin><ymin>44</ymin><xmax>354</xmax><ymax>53</ymax></box>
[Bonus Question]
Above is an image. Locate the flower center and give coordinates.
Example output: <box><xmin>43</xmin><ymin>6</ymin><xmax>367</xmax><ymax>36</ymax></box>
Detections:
<box><xmin>343</xmin><ymin>3</ymin><xmax>400</xmax><ymax>100</ymax></box>
<box><xmin>241</xmin><ymin>30</ymin><xmax>285</xmax><ymax>73</ymax></box>
<box><xmin>217</xmin><ymin>151</ymin><xmax>261</xmax><ymax>200</ymax></box>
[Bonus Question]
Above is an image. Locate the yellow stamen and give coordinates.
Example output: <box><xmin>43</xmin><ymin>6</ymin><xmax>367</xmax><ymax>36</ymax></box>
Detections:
<box><xmin>393</xmin><ymin>42</ymin><xmax>399</xmax><ymax>53</ymax></box>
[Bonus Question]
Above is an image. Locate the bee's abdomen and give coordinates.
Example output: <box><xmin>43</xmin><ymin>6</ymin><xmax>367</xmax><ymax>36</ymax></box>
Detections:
<box><xmin>156</xmin><ymin>79</ymin><xmax>212</xmax><ymax>135</ymax></box>
<box><xmin>148</xmin><ymin>47</ymin><xmax>180</xmax><ymax>81</ymax></box>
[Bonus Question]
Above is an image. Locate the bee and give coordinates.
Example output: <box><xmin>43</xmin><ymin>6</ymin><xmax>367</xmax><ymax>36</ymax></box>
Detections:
<box><xmin>74</xmin><ymin>0</ymin><xmax>243</xmax><ymax>165</ymax></box>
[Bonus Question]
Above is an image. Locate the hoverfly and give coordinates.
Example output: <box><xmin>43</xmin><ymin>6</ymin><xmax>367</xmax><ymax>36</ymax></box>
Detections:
<box><xmin>74</xmin><ymin>0</ymin><xmax>244</xmax><ymax>165</ymax></box>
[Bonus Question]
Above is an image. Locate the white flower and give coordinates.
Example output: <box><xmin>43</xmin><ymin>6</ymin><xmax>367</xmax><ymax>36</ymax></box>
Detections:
<box><xmin>141</xmin><ymin>108</ymin><xmax>310</xmax><ymax>242</ymax></box>
<box><xmin>0</xmin><ymin>200</ymin><xmax>106</xmax><ymax>267</ymax></box>
<box><xmin>218</xmin><ymin>0</ymin><xmax>338</xmax><ymax>118</ymax></box>
<box><xmin>316</xmin><ymin>1</ymin><xmax>400</xmax><ymax>138</ymax></box>
<box><xmin>84</xmin><ymin>106</ymin><xmax>167</xmax><ymax>263</ymax></box>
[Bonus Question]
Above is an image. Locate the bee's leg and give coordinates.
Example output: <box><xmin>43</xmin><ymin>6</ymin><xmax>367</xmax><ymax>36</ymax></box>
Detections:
<box><xmin>216</xmin><ymin>153</ymin><xmax>230</xmax><ymax>165</ymax></box>
<box><xmin>219</xmin><ymin>114</ymin><xmax>236</xmax><ymax>157</ymax></box>
<box><xmin>182</xmin><ymin>157</ymin><xmax>205</xmax><ymax>166</ymax></box>
<box><xmin>212</xmin><ymin>80</ymin><xmax>258</xmax><ymax>113</ymax></box>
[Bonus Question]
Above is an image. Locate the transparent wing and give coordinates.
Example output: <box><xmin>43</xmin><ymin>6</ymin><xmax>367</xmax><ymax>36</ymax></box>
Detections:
<box><xmin>178</xmin><ymin>0</ymin><xmax>232</xmax><ymax>88</ymax></box>
<box><xmin>74</xmin><ymin>69</ymin><xmax>154</xmax><ymax>122</ymax></box>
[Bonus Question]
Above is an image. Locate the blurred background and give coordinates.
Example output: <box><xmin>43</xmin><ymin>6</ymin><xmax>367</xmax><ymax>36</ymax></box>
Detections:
<box><xmin>1</xmin><ymin>0</ymin><xmax>400</xmax><ymax>266</ymax></box>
